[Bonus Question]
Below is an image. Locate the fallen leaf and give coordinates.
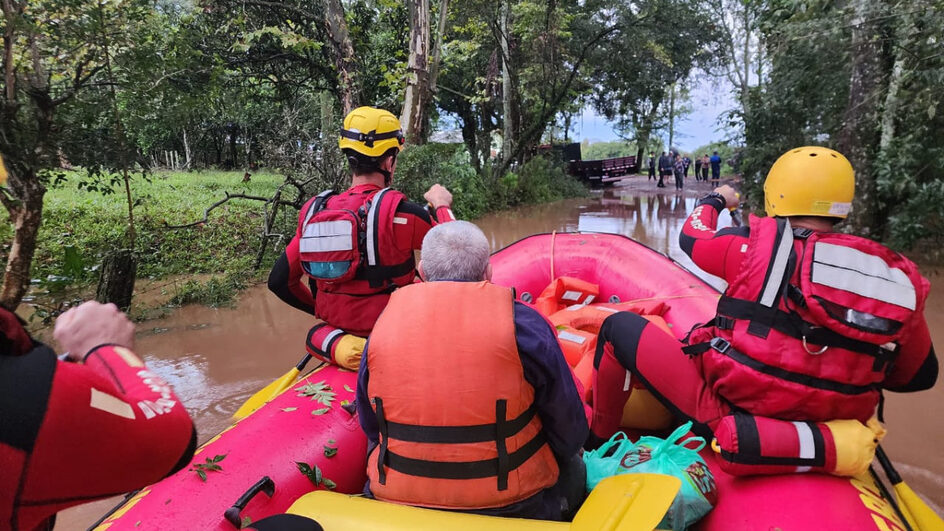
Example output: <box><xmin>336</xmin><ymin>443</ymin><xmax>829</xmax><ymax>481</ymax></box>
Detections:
<box><xmin>324</xmin><ymin>445</ymin><xmax>338</xmax><ymax>458</ymax></box>
<box><xmin>323</xmin><ymin>478</ymin><xmax>337</xmax><ymax>490</ymax></box>
<box><xmin>312</xmin><ymin>407</ymin><xmax>331</xmax><ymax>415</ymax></box>
<box><xmin>344</xmin><ymin>384</ymin><xmax>354</xmax><ymax>393</ymax></box>
<box><xmin>281</xmin><ymin>407</ymin><xmax>298</xmax><ymax>412</ymax></box>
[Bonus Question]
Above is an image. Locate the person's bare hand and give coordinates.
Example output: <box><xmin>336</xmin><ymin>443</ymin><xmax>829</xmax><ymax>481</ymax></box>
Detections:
<box><xmin>54</xmin><ymin>301</ymin><xmax>135</xmax><ymax>361</ymax></box>
<box><xmin>423</xmin><ymin>183</ymin><xmax>453</xmax><ymax>209</ymax></box>
<box><xmin>714</xmin><ymin>185</ymin><xmax>740</xmax><ymax>209</ymax></box>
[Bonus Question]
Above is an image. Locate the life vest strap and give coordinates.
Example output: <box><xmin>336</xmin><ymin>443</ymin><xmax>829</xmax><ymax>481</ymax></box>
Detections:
<box><xmin>716</xmin><ymin>296</ymin><xmax>897</xmax><ymax>369</ymax></box>
<box><xmin>382</xmin><ymin>403</ymin><xmax>538</xmax><ymax>444</ymax></box>
<box><xmin>707</xmin><ymin>338</ymin><xmax>880</xmax><ymax>396</ymax></box>
<box><xmin>381</xmin><ymin>431</ymin><xmax>549</xmax><ymax>482</ymax></box>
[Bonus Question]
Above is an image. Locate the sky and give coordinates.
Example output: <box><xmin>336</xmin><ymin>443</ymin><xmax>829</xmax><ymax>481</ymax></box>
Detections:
<box><xmin>571</xmin><ymin>74</ymin><xmax>738</xmax><ymax>152</ymax></box>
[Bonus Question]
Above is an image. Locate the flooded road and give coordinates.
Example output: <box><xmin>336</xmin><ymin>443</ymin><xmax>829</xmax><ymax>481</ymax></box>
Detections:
<box><xmin>58</xmin><ymin>178</ymin><xmax>943</xmax><ymax>528</ymax></box>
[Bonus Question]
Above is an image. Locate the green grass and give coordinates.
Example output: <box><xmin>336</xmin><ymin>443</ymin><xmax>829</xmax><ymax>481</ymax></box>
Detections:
<box><xmin>2</xmin><ymin>158</ymin><xmax>587</xmax><ymax>310</ymax></box>
<box><xmin>0</xmin><ymin>169</ymin><xmax>296</xmax><ymax>299</ymax></box>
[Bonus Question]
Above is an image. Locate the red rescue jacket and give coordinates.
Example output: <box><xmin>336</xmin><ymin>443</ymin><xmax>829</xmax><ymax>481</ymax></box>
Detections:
<box><xmin>365</xmin><ymin>281</ymin><xmax>559</xmax><ymax>509</ymax></box>
<box><xmin>686</xmin><ymin>215</ymin><xmax>929</xmax><ymax>422</ymax></box>
<box><xmin>296</xmin><ymin>187</ymin><xmax>416</xmax><ymax>335</ymax></box>
<box><xmin>0</xmin><ymin>309</ymin><xmax>195</xmax><ymax>531</ymax></box>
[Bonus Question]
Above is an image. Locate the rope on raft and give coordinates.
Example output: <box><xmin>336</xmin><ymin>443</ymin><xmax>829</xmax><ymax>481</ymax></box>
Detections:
<box><xmin>550</xmin><ymin>230</ymin><xmax>557</xmax><ymax>281</ymax></box>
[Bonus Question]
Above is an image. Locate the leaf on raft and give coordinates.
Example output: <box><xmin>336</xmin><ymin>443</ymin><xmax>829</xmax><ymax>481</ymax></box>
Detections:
<box><xmin>241</xmin><ymin>516</ymin><xmax>252</xmax><ymax>527</ymax></box>
<box><xmin>322</xmin><ymin>478</ymin><xmax>337</xmax><ymax>490</ymax></box>
<box><xmin>312</xmin><ymin>407</ymin><xmax>331</xmax><ymax>415</ymax></box>
<box><xmin>344</xmin><ymin>384</ymin><xmax>354</xmax><ymax>393</ymax></box>
<box><xmin>281</xmin><ymin>407</ymin><xmax>298</xmax><ymax>412</ymax></box>
<box><xmin>324</xmin><ymin>445</ymin><xmax>338</xmax><ymax>458</ymax></box>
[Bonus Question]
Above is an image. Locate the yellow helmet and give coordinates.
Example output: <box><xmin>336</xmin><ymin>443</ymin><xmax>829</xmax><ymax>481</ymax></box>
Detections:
<box><xmin>0</xmin><ymin>153</ymin><xmax>7</xmax><ymax>186</ymax></box>
<box><xmin>764</xmin><ymin>146</ymin><xmax>855</xmax><ymax>219</ymax></box>
<box><xmin>338</xmin><ymin>106</ymin><xmax>404</xmax><ymax>158</ymax></box>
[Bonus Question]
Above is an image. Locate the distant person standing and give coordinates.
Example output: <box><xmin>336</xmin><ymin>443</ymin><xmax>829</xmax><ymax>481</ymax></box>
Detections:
<box><xmin>673</xmin><ymin>153</ymin><xmax>685</xmax><ymax>190</ymax></box>
<box><xmin>648</xmin><ymin>152</ymin><xmax>656</xmax><ymax>181</ymax></box>
<box><xmin>683</xmin><ymin>156</ymin><xmax>691</xmax><ymax>178</ymax></box>
<box><xmin>710</xmin><ymin>151</ymin><xmax>722</xmax><ymax>184</ymax></box>
<box><xmin>701</xmin><ymin>154</ymin><xmax>710</xmax><ymax>182</ymax></box>
<box><xmin>694</xmin><ymin>156</ymin><xmax>703</xmax><ymax>181</ymax></box>
<box><xmin>657</xmin><ymin>151</ymin><xmax>671</xmax><ymax>188</ymax></box>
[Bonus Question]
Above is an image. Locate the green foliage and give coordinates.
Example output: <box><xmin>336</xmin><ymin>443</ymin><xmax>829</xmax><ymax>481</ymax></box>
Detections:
<box><xmin>295</xmin><ymin>381</ymin><xmax>337</xmax><ymax>407</ymax></box>
<box><xmin>190</xmin><ymin>454</ymin><xmax>227</xmax><ymax>482</ymax></box>
<box><xmin>296</xmin><ymin>461</ymin><xmax>337</xmax><ymax>490</ymax></box>
<box><xmin>169</xmin><ymin>272</ymin><xmax>249</xmax><ymax>308</ymax></box>
<box><xmin>396</xmin><ymin>144</ymin><xmax>587</xmax><ymax>219</ymax></box>
<box><xmin>580</xmin><ymin>141</ymin><xmax>636</xmax><ymax>161</ymax></box>
<box><xmin>0</xmin><ymin>170</ymin><xmax>290</xmax><ymax>291</ymax></box>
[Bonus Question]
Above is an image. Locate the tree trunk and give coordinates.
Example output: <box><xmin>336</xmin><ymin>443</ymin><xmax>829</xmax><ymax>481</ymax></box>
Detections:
<box><xmin>400</xmin><ymin>0</ymin><xmax>431</xmax><ymax>145</ymax></box>
<box><xmin>324</xmin><ymin>0</ymin><xmax>357</xmax><ymax>115</ymax></box>
<box><xmin>668</xmin><ymin>84</ymin><xmax>676</xmax><ymax>150</ymax></box>
<box><xmin>429</xmin><ymin>0</ymin><xmax>450</xmax><ymax>96</ymax></box>
<box><xmin>96</xmin><ymin>249</ymin><xmax>137</xmax><ymax>312</ymax></box>
<box><xmin>500</xmin><ymin>0</ymin><xmax>515</xmax><ymax>164</ymax></box>
<box><xmin>879</xmin><ymin>11</ymin><xmax>913</xmax><ymax>152</ymax></box>
<box><xmin>0</xmin><ymin>174</ymin><xmax>45</xmax><ymax>310</ymax></box>
<box><xmin>182</xmin><ymin>129</ymin><xmax>192</xmax><ymax>169</ymax></box>
<box><xmin>837</xmin><ymin>0</ymin><xmax>888</xmax><ymax>237</ymax></box>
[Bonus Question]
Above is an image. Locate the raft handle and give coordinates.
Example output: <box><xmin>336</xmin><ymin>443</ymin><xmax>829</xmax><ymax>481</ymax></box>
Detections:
<box><xmin>224</xmin><ymin>475</ymin><xmax>276</xmax><ymax>528</ymax></box>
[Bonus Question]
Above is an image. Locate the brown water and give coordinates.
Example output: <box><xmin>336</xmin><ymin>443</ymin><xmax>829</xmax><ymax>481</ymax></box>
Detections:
<box><xmin>57</xmin><ymin>178</ymin><xmax>943</xmax><ymax>529</ymax></box>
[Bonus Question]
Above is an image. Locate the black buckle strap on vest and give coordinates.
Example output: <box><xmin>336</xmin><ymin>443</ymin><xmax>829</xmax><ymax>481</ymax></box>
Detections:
<box><xmin>720</xmin><ymin>412</ymin><xmax>826</xmax><ymax>467</ymax></box>
<box><xmin>711</xmin><ymin>340</ymin><xmax>880</xmax><ymax>396</ymax></box>
<box><xmin>681</xmin><ymin>342</ymin><xmax>712</xmax><ymax>357</ymax></box>
<box><xmin>382</xmin><ymin>432</ymin><xmax>548</xmax><ymax>482</ymax></box>
<box><xmin>382</xmin><ymin>404</ymin><xmax>538</xmax><ymax>444</ymax></box>
<box><xmin>373</xmin><ymin>398</ymin><xmax>545</xmax><ymax>490</ymax></box>
<box><xmin>358</xmin><ymin>259</ymin><xmax>417</xmax><ymax>288</ymax></box>
<box><xmin>495</xmin><ymin>400</ymin><xmax>510</xmax><ymax>491</ymax></box>
<box><xmin>375</xmin><ymin>397</ymin><xmax>389</xmax><ymax>485</ymax></box>
<box><xmin>716</xmin><ymin>296</ymin><xmax>897</xmax><ymax>371</ymax></box>
<box><xmin>792</xmin><ymin>227</ymin><xmax>815</xmax><ymax>240</ymax></box>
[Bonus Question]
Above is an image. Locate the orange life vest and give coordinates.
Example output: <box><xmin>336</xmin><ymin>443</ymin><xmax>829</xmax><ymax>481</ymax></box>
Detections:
<box><xmin>365</xmin><ymin>281</ymin><xmax>559</xmax><ymax>509</ymax></box>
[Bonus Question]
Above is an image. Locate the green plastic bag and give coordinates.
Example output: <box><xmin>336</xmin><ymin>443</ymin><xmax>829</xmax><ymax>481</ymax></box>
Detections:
<box><xmin>583</xmin><ymin>422</ymin><xmax>717</xmax><ymax>530</ymax></box>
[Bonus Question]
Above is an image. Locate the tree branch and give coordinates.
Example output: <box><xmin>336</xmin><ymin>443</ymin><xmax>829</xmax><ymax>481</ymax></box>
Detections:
<box><xmin>164</xmin><ymin>191</ymin><xmax>295</xmax><ymax>229</ymax></box>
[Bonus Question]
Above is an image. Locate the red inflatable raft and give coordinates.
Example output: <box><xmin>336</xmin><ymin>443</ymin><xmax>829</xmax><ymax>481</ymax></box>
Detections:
<box><xmin>94</xmin><ymin>232</ymin><xmax>909</xmax><ymax>531</ymax></box>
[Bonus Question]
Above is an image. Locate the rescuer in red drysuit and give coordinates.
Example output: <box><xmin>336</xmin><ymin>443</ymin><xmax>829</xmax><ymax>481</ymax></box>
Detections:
<box><xmin>268</xmin><ymin>106</ymin><xmax>455</xmax><ymax>369</ymax></box>
<box><xmin>0</xmin><ymin>301</ymin><xmax>196</xmax><ymax>531</ymax></box>
<box><xmin>588</xmin><ymin>147</ymin><xmax>938</xmax><ymax>476</ymax></box>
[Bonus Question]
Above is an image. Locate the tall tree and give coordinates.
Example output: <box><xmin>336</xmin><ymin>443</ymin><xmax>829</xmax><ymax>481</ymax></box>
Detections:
<box><xmin>401</xmin><ymin>0</ymin><xmax>431</xmax><ymax>144</ymax></box>
<box><xmin>837</xmin><ymin>0</ymin><xmax>889</xmax><ymax>236</ymax></box>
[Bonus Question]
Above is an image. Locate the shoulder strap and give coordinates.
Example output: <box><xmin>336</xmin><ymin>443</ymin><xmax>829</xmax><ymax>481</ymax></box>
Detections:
<box><xmin>301</xmin><ymin>189</ymin><xmax>336</xmax><ymax>229</ymax></box>
<box><xmin>365</xmin><ymin>187</ymin><xmax>395</xmax><ymax>267</ymax></box>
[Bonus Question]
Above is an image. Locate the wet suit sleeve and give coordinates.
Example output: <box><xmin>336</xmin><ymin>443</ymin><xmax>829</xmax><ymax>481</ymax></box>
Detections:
<box><xmin>513</xmin><ymin>302</ymin><xmax>589</xmax><ymax>460</ymax></box>
<box><xmin>884</xmin><ymin>315</ymin><xmax>938</xmax><ymax>392</ymax></box>
<box><xmin>392</xmin><ymin>201</ymin><xmax>456</xmax><ymax>254</ymax></box>
<box><xmin>13</xmin><ymin>344</ymin><xmax>195</xmax><ymax>530</ymax></box>
<box><xmin>267</xmin><ymin>237</ymin><xmax>316</xmax><ymax>315</ymax></box>
<box><xmin>678</xmin><ymin>195</ymin><xmax>750</xmax><ymax>281</ymax></box>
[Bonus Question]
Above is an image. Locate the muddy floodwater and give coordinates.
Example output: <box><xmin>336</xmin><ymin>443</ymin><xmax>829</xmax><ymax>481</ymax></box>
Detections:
<box><xmin>58</xmin><ymin>178</ymin><xmax>943</xmax><ymax>529</ymax></box>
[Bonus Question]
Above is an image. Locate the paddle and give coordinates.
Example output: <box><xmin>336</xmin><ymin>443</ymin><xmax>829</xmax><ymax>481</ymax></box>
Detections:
<box><xmin>233</xmin><ymin>353</ymin><xmax>313</xmax><ymax>420</ymax></box>
<box><xmin>875</xmin><ymin>445</ymin><xmax>944</xmax><ymax>531</ymax></box>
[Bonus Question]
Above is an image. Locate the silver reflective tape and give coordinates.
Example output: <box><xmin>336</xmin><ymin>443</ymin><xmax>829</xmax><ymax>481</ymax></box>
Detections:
<box><xmin>812</xmin><ymin>242</ymin><xmax>916</xmax><ymax>310</ymax></box>
<box><xmin>393</xmin><ymin>216</ymin><xmax>408</xmax><ymax>225</ymax></box>
<box><xmin>584</xmin><ymin>295</ymin><xmax>596</xmax><ymax>304</ymax></box>
<box><xmin>557</xmin><ymin>330</ymin><xmax>587</xmax><ymax>345</ymax></box>
<box><xmin>793</xmin><ymin>421</ymin><xmax>814</xmax><ymax>473</ymax></box>
<box><xmin>623</xmin><ymin>370</ymin><xmax>632</xmax><ymax>392</ymax></box>
<box><xmin>321</xmin><ymin>329</ymin><xmax>344</xmax><ymax>352</ymax></box>
<box><xmin>300</xmin><ymin>221</ymin><xmax>354</xmax><ymax>253</ymax></box>
<box><xmin>759</xmin><ymin>221</ymin><xmax>795</xmax><ymax>307</ymax></box>
<box><xmin>561</xmin><ymin>290</ymin><xmax>583</xmax><ymax>301</ymax></box>
<box><xmin>366</xmin><ymin>188</ymin><xmax>389</xmax><ymax>266</ymax></box>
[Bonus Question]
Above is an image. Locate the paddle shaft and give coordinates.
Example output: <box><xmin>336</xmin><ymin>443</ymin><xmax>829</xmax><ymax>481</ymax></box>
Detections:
<box><xmin>870</xmin><ymin>465</ymin><xmax>914</xmax><ymax>531</ymax></box>
<box><xmin>876</xmin><ymin>445</ymin><xmax>903</xmax><ymax>485</ymax></box>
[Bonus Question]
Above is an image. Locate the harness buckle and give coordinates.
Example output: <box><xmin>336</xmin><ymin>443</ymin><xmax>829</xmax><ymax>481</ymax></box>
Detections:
<box><xmin>802</xmin><ymin>336</ymin><xmax>829</xmax><ymax>355</ymax></box>
<box><xmin>709</xmin><ymin>337</ymin><xmax>731</xmax><ymax>354</ymax></box>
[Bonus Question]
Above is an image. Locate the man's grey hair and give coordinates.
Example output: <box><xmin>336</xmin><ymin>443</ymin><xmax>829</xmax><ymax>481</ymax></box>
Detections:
<box><xmin>421</xmin><ymin>221</ymin><xmax>490</xmax><ymax>281</ymax></box>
